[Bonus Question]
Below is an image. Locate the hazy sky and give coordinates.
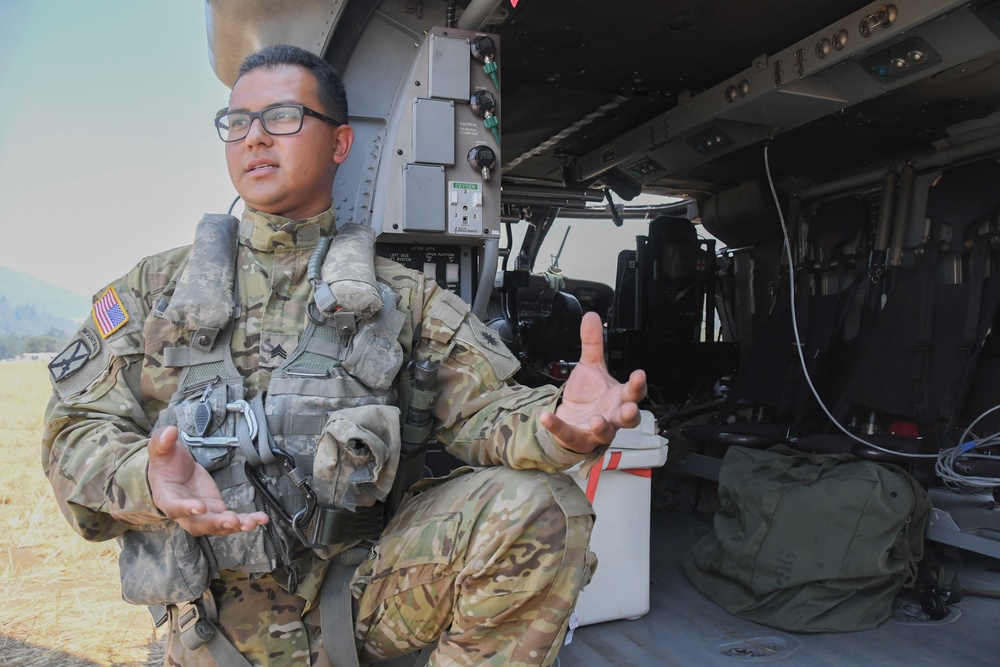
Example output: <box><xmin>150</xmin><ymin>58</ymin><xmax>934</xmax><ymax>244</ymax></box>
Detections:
<box><xmin>0</xmin><ymin>1</ymin><xmax>234</xmax><ymax>301</ymax></box>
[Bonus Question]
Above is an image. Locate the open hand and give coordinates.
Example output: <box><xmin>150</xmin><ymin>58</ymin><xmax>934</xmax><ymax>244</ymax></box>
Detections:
<box><xmin>540</xmin><ymin>311</ymin><xmax>647</xmax><ymax>454</ymax></box>
<box><xmin>148</xmin><ymin>426</ymin><xmax>269</xmax><ymax>536</ymax></box>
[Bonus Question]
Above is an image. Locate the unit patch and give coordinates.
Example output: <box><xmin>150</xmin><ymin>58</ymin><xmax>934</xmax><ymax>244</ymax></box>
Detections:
<box><xmin>466</xmin><ymin>319</ymin><xmax>520</xmax><ymax>381</ymax></box>
<box><xmin>48</xmin><ymin>331</ymin><xmax>99</xmax><ymax>382</ymax></box>
<box><xmin>92</xmin><ymin>285</ymin><xmax>130</xmax><ymax>338</ymax></box>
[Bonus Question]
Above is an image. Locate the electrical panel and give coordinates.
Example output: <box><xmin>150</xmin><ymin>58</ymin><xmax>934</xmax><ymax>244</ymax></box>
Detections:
<box><xmin>374</xmin><ymin>27</ymin><xmax>502</xmax><ymax>245</ymax></box>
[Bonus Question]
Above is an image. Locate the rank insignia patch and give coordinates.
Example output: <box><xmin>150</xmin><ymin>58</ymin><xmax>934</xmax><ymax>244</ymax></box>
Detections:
<box><xmin>92</xmin><ymin>285</ymin><xmax>130</xmax><ymax>338</ymax></box>
<box><xmin>48</xmin><ymin>335</ymin><xmax>95</xmax><ymax>382</ymax></box>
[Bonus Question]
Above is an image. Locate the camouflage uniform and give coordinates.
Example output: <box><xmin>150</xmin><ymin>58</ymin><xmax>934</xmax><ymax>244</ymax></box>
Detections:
<box><xmin>42</xmin><ymin>207</ymin><xmax>599</xmax><ymax>667</ymax></box>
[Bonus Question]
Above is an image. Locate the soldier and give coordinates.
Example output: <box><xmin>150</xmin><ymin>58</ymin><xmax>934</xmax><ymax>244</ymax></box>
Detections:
<box><xmin>42</xmin><ymin>45</ymin><xmax>646</xmax><ymax>667</ymax></box>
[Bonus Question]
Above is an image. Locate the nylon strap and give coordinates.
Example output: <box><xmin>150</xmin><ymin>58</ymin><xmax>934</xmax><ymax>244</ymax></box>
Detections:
<box><xmin>940</xmin><ymin>238</ymin><xmax>989</xmax><ymax>422</ymax></box>
<box><xmin>175</xmin><ymin>595</ymin><xmax>254</xmax><ymax>667</ymax></box>
<box><xmin>313</xmin><ymin>504</ymin><xmax>385</xmax><ymax>547</ymax></box>
<box><xmin>235</xmin><ymin>394</ymin><xmax>277</xmax><ymax>467</ymax></box>
<box><xmin>201</xmin><ymin>625</ymin><xmax>255</xmax><ymax>667</ymax></box>
<box><xmin>322</xmin><ymin>546</ymin><xmax>369</xmax><ymax>667</ymax></box>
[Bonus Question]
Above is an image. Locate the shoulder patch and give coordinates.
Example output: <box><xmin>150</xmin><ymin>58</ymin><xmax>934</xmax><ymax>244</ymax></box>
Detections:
<box><xmin>455</xmin><ymin>319</ymin><xmax>520</xmax><ymax>382</ymax></box>
<box><xmin>48</xmin><ymin>329</ymin><xmax>101</xmax><ymax>382</ymax></box>
<box><xmin>92</xmin><ymin>285</ymin><xmax>130</xmax><ymax>338</ymax></box>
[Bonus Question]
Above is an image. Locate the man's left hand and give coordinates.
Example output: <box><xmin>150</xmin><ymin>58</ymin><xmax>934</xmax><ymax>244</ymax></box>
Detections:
<box><xmin>540</xmin><ymin>311</ymin><xmax>647</xmax><ymax>454</ymax></box>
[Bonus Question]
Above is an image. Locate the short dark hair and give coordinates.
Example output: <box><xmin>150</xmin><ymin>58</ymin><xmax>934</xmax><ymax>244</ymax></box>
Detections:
<box><xmin>236</xmin><ymin>44</ymin><xmax>349</xmax><ymax>124</ymax></box>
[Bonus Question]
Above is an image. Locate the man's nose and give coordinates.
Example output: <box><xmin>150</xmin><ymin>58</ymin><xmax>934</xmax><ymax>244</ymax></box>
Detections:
<box><xmin>244</xmin><ymin>117</ymin><xmax>272</xmax><ymax>145</ymax></box>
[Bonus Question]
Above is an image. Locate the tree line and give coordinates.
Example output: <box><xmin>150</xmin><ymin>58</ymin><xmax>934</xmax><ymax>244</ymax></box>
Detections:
<box><xmin>0</xmin><ymin>296</ymin><xmax>76</xmax><ymax>359</ymax></box>
<box><xmin>0</xmin><ymin>332</ymin><xmax>68</xmax><ymax>359</ymax></box>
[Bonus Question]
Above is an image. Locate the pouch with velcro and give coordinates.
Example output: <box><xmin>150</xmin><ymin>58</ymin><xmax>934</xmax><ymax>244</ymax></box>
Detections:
<box><xmin>313</xmin><ymin>404</ymin><xmax>402</xmax><ymax>512</ymax></box>
<box><xmin>119</xmin><ymin>522</ymin><xmax>209</xmax><ymax>606</ymax></box>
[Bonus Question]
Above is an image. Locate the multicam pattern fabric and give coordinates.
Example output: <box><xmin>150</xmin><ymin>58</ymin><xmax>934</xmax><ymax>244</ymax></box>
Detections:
<box><xmin>42</xmin><ymin>207</ymin><xmax>600</xmax><ymax>666</ymax></box>
<box><xmin>352</xmin><ymin>467</ymin><xmax>595</xmax><ymax>667</ymax></box>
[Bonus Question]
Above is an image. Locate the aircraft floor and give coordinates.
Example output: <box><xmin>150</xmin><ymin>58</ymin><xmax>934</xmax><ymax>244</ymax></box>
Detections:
<box><xmin>558</xmin><ymin>509</ymin><xmax>1000</xmax><ymax>666</ymax></box>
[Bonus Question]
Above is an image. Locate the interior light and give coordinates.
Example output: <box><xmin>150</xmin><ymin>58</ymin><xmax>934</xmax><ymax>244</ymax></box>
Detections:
<box><xmin>833</xmin><ymin>29</ymin><xmax>849</xmax><ymax>51</ymax></box>
<box><xmin>872</xmin><ymin>64</ymin><xmax>892</xmax><ymax>78</ymax></box>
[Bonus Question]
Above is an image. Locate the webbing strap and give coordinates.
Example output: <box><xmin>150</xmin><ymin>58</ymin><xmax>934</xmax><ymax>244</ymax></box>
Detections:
<box><xmin>321</xmin><ymin>546</ymin><xmax>369</xmax><ymax>667</ymax></box>
<box><xmin>235</xmin><ymin>394</ymin><xmax>277</xmax><ymax>467</ymax></box>
<box><xmin>313</xmin><ymin>504</ymin><xmax>385</xmax><ymax>547</ymax></box>
<box><xmin>941</xmin><ymin>238</ymin><xmax>989</xmax><ymax>421</ymax></box>
<box><xmin>584</xmin><ymin>451</ymin><xmax>652</xmax><ymax>503</ymax></box>
<box><xmin>201</xmin><ymin>626</ymin><xmax>255</xmax><ymax>667</ymax></box>
<box><xmin>175</xmin><ymin>596</ymin><xmax>254</xmax><ymax>667</ymax></box>
<box><xmin>164</xmin><ymin>345</ymin><xmax>229</xmax><ymax>368</ymax></box>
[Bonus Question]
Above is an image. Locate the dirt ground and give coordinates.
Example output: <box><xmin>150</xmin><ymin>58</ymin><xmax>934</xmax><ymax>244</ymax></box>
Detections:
<box><xmin>0</xmin><ymin>361</ymin><xmax>165</xmax><ymax>666</ymax></box>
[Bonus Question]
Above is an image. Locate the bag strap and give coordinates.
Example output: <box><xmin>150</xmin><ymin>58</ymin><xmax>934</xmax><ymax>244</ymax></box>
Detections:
<box><xmin>322</xmin><ymin>545</ymin><xmax>370</xmax><ymax>667</ymax></box>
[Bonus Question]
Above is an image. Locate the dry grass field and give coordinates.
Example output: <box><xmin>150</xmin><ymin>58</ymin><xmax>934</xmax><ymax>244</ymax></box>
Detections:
<box><xmin>0</xmin><ymin>361</ymin><xmax>164</xmax><ymax>666</ymax></box>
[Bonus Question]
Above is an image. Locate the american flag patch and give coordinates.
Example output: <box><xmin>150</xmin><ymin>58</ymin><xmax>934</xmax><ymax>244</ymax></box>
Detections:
<box><xmin>92</xmin><ymin>286</ymin><xmax>130</xmax><ymax>338</ymax></box>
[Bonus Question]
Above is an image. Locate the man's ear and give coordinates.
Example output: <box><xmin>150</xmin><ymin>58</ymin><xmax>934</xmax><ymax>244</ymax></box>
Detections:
<box><xmin>333</xmin><ymin>125</ymin><xmax>354</xmax><ymax>165</ymax></box>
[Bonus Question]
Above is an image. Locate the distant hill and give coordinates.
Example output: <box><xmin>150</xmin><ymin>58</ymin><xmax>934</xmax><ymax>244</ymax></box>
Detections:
<box><xmin>0</xmin><ymin>265</ymin><xmax>90</xmax><ymax>336</ymax></box>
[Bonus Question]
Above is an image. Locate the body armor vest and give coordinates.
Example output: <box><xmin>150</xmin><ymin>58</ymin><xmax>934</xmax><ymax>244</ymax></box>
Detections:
<box><xmin>119</xmin><ymin>215</ymin><xmax>411</xmax><ymax>605</ymax></box>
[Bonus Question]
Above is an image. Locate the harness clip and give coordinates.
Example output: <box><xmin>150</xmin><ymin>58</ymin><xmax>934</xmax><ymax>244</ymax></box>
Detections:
<box><xmin>175</xmin><ymin>591</ymin><xmax>219</xmax><ymax>651</ymax></box>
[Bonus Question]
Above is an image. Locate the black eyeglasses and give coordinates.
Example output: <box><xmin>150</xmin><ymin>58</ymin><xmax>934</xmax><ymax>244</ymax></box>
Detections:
<box><xmin>215</xmin><ymin>104</ymin><xmax>343</xmax><ymax>142</ymax></box>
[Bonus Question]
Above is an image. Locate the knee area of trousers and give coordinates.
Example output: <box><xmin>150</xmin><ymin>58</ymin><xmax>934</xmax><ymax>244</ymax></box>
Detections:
<box><xmin>473</xmin><ymin>468</ymin><xmax>593</xmax><ymax>522</ymax></box>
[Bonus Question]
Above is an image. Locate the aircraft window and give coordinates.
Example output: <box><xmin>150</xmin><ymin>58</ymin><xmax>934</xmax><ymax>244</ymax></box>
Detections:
<box><xmin>524</xmin><ymin>217</ymin><xmax>652</xmax><ymax>287</ymax></box>
<box><xmin>507</xmin><ymin>194</ymin><xmax>718</xmax><ymax>288</ymax></box>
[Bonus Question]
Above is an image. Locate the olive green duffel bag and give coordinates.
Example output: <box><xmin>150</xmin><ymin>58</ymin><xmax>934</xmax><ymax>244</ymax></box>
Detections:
<box><xmin>682</xmin><ymin>445</ymin><xmax>931</xmax><ymax>632</ymax></box>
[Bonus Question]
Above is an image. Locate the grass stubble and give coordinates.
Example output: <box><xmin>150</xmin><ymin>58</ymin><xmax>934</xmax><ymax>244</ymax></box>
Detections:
<box><xmin>0</xmin><ymin>361</ymin><xmax>164</xmax><ymax>666</ymax></box>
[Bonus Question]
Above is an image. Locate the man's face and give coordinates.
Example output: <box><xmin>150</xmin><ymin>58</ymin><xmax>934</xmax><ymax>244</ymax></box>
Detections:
<box><xmin>225</xmin><ymin>65</ymin><xmax>353</xmax><ymax>220</ymax></box>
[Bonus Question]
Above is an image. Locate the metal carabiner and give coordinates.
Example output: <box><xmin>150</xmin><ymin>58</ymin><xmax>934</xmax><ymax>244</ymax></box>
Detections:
<box><xmin>179</xmin><ymin>400</ymin><xmax>258</xmax><ymax>447</ymax></box>
<box><xmin>291</xmin><ymin>506</ymin><xmax>324</xmax><ymax>550</ymax></box>
<box><xmin>271</xmin><ymin>448</ymin><xmax>319</xmax><ymax>524</ymax></box>
<box><xmin>226</xmin><ymin>399</ymin><xmax>257</xmax><ymax>440</ymax></box>
<box><xmin>244</xmin><ymin>445</ymin><xmax>321</xmax><ymax>550</ymax></box>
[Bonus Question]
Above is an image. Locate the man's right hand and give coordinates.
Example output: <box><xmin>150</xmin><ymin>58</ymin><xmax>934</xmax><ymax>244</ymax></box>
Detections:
<box><xmin>148</xmin><ymin>426</ymin><xmax>269</xmax><ymax>537</ymax></box>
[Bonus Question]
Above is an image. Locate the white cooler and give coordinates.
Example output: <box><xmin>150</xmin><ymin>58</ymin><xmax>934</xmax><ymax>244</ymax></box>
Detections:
<box><xmin>570</xmin><ymin>410</ymin><xmax>669</xmax><ymax>626</ymax></box>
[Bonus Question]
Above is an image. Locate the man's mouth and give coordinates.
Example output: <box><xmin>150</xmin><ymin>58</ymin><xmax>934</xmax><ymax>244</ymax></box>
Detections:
<box><xmin>247</xmin><ymin>160</ymin><xmax>278</xmax><ymax>172</ymax></box>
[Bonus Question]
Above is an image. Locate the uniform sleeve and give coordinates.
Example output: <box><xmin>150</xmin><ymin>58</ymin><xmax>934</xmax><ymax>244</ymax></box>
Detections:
<box><xmin>413</xmin><ymin>280</ymin><xmax>601</xmax><ymax>473</ymax></box>
<box><xmin>41</xmin><ymin>262</ymin><xmax>167</xmax><ymax>542</ymax></box>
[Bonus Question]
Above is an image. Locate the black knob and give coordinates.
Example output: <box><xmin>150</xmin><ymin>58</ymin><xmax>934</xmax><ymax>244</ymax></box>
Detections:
<box><xmin>471</xmin><ymin>36</ymin><xmax>497</xmax><ymax>61</ymax></box>
<box><xmin>468</xmin><ymin>145</ymin><xmax>497</xmax><ymax>171</ymax></box>
<box><xmin>470</xmin><ymin>89</ymin><xmax>496</xmax><ymax>116</ymax></box>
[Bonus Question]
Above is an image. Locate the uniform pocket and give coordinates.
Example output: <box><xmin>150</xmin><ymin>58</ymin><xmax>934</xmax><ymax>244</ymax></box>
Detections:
<box><xmin>352</xmin><ymin>514</ymin><xmax>461</xmax><ymax>645</ymax></box>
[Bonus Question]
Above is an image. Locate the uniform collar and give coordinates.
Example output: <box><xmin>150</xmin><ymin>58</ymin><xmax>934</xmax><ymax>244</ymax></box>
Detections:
<box><xmin>239</xmin><ymin>207</ymin><xmax>336</xmax><ymax>251</ymax></box>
